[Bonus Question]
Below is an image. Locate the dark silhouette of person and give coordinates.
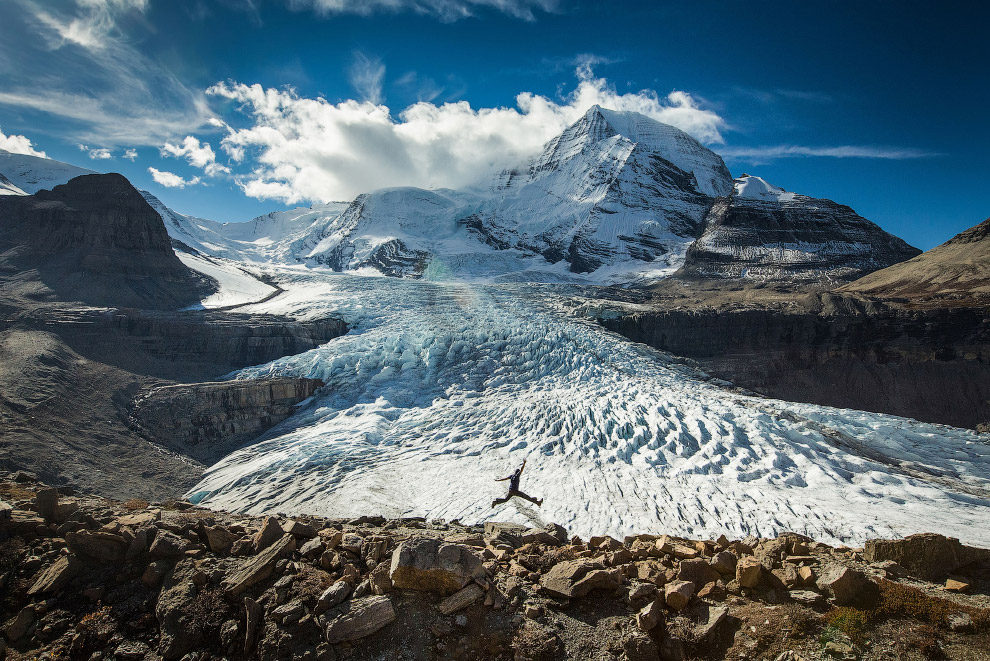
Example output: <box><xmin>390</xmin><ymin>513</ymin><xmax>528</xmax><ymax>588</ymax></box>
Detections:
<box><xmin>491</xmin><ymin>459</ymin><xmax>543</xmax><ymax>507</ymax></box>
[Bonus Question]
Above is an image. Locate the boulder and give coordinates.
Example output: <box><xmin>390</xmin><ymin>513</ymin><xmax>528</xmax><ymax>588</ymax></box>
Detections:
<box><xmin>636</xmin><ymin>598</ymin><xmax>664</xmax><ymax>631</ymax></box>
<box><xmin>149</xmin><ymin>531</ymin><xmax>191</xmax><ymax>559</ymax></box>
<box><xmin>945</xmin><ymin>578</ymin><xmax>971</xmax><ymax>592</ymax></box>
<box><xmin>156</xmin><ymin>560</ymin><xmax>202</xmax><ymax>659</ymax></box>
<box><xmin>521</xmin><ymin>523</ymin><xmax>568</xmax><ymax>546</ymax></box>
<box><xmin>540</xmin><ymin>559</ymin><xmax>621</xmax><ymax>598</ymax></box>
<box><xmin>816</xmin><ymin>566</ymin><xmax>876</xmax><ymax>606</ymax></box>
<box><xmin>27</xmin><ymin>555</ymin><xmax>83</xmax><ymax>595</ymax></box>
<box><xmin>948</xmin><ymin>612</ymin><xmax>974</xmax><ymax>632</ymax></box>
<box><xmin>368</xmin><ymin>561</ymin><xmax>393</xmax><ymax>595</ymax></box>
<box><xmin>34</xmin><ymin>487</ymin><xmax>59</xmax><ymax>522</ymax></box>
<box><xmin>664</xmin><ymin>580</ymin><xmax>695</xmax><ymax>610</ymax></box>
<box><xmin>6</xmin><ymin>607</ymin><xmax>34</xmax><ymax>641</ymax></box>
<box><xmin>389</xmin><ymin>538</ymin><xmax>484</xmax><ymax>594</ymax></box>
<box><xmin>203</xmin><ymin>525</ymin><xmax>236</xmax><ymax>554</ymax></box>
<box><xmin>678</xmin><ymin>558</ymin><xmax>720</xmax><ymax>587</ymax></box>
<box><xmin>284</xmin><ymin>519</ymin><xmax>317</xmax><ymax>539</ymax></box>
<box><xmin>118</xmin><ymin>511</ymin><xmax>159</xmax><ymax>528</ymax></box>
<box><xmin>253</xmin><ymin>517</ymin><xmax>284</xmax><ymax>553</ymax></box>
<box><xmin>438</xmin><ymin>583</ymin><xmax>484</xmax><ymax>615</ymax></box>
<box><xmin>322</xmin><ymin>596</ymin><xmax>396</xmax><ymax>643</ymax></box>
<box><xmin>736</xmin><ymin>555</ymin><xmax>763</xmax><ymax>588</ymax></box>
<box><xmin>314</xmin><ymin>581</ymin><xmax>352</xmax><ymax>616</ymax></box>
<box><xmin>772</xmin><ymin>563</ymin><xmax>800</xmax><ymax>588</ymax></box>
<box><xmin>863</xmin><ymin>533</ymin><xmax>990</xmax><ymax>581</ymax></box>
<box><xmin>222</xmin><ymin>533</ymin><xmax>297</xmax><ymax>595</ymax></box>
<box><xmin>125</xmin><ymin>529</ymin><xmax>148</xmax><ymax>560</ymax></box>
<box><xmin>65</xmin><ymin>530</ymin><xmax>128</xmax><ymax>562</ymax></box>
<box><xmin>484</xmin><ymin>521</ymin><xmax>527</xmax><ymax>549</ymax></box>
<box><xmin>340</xmin><ymin>532</ymin><xmax>363</xmax><ymax>554</ymax></box>
<box><xmin>710</xmin><ymin>551</ymin><xmax>737</xmax><ymax>576</ymax></box>
<box><xmin>789</xmin><ymin>590</ymin><xmax>825</xmax><ymax>607</ymax></box>
<box><xmin>299</xmin><ymin>537</ymin><xmax>324</xmax><ymax>558</ymax></box>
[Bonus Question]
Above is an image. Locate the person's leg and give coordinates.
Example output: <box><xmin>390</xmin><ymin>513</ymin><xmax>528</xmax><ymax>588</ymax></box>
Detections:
<box><xmin>491</xmin><ymin>494</ymin><xmax>512</xmax><ymax>507</ymax></box>
<box><xmin>514</xmin><ymin>491</ymin><xmax>543</xmax><ymax>507</ymax></box>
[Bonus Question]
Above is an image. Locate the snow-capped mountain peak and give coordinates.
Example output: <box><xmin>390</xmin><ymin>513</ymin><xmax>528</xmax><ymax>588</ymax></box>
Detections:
<box><xmin>0</xmin><ymin>149</ymin><xmax>96</xmax><ymax>194</ymax></box>
<box><xmin>733</xmin><ymin>173</ymin><xmax>795</xmax><ymax>202</ymax></box>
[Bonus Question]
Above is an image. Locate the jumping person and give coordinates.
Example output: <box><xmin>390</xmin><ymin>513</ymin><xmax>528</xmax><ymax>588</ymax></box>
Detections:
<box><xmin>491</xmin><ymin>459</ymin><xmax>543</xmax><ymax>507</ymax></box>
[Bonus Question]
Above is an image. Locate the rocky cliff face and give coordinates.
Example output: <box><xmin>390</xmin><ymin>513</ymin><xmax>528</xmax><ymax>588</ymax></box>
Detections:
<box><xmin>130</xmin><ymin>377</ymin><xmax>325</xmax><ymax>462</ymax></box>
<box><xmin>599</xmin><ymin>293</ymin><xmax>990</xmax><ymax>429</ymax></box>
<box><xmin>679</xmin><ymin>176</ymin><xmax>921</xmax><ymax>282</ymax></box>
<box><xmin>0</xmin><ymin>173</ymin><xmax>213</xmax><ymax>310</ymax></box>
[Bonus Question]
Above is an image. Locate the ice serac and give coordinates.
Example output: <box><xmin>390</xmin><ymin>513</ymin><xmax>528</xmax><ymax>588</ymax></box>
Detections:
<box><xmin>679</xmin><ymin>175</ymin><xmax>921</xmax><ymax>282</ymax></box>
<box><xmin>304</xmin><ymin>106</ymin><xmax>734</xmax><ymax>282</ymax></box>
<box><xmin>0</xmin><ymin>173</ymin><xmax>214</xmax><ymax>310</ymax></box>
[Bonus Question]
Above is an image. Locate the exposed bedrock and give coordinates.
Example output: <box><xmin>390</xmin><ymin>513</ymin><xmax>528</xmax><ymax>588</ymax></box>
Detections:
<box><xmin>599</xmin><ymin>295</ymin><xmax>990</xmax><ymax>429</ymax></box>
<box><xmin>25</xmin><ymin>308</ymin><xmax>348</xmax><ymax>379</ymax></box>
<box><xmin>130</xmin><ymin>377</ymin><xmax>325</xmax><ymax>462</ymax></box>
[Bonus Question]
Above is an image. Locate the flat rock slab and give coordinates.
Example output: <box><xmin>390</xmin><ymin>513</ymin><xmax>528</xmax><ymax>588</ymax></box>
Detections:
<box><xmin>27</xmin><ymin>555</ymin><xmax>83</xmax><ymax>595</ymax></box>
<box><xmin>222</xmin><ymin>534</ymin><xmax>296</xmax><ymax>595</ymax></box>
<box><xmin>323</xmin><ymin>596</ymin><xmax>396</xmax><ymax>643</ymax></box>
<box><xmin>438</xmin><ymin>583</ymin><xmax>484</xmax><ymax>615</ymax></box>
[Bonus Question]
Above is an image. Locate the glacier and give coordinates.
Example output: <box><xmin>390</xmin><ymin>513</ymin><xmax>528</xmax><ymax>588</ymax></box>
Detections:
<box><xmin>187</xmin><ymin>269</ymin><xmax>990</xmax><ymax>546</ymax></box>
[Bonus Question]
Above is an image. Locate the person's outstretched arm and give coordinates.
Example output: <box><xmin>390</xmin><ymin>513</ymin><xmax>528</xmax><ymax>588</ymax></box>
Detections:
<box><xmin>519</xmin><ymin>459</ymin><xmax>527</xmax><ymax>474</ymax></box>
<box><xmin>495</xmin><ymin>475</ymin><xmax>510</xmax><ymax>482</ymax></box>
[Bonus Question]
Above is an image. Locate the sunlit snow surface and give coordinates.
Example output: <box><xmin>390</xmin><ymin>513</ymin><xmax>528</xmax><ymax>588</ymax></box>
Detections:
<box><xmin>188</xmin><ymin>270</ymin><xmax>990</xmax><ymax>546</ymax></box>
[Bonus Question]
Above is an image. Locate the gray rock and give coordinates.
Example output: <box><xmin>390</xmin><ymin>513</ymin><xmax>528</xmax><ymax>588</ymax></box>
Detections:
<box><xmin>710</xmin><ymin>551</ymin><xmax>737</xmax><ymax>576</ymax></box>
<box><xmin>222</xmin><ymin>534</ymin><xmax>296</xmax><ymax>595</ymax></box>
<box><xmin>155</xmin><ymin>560</ymin><xmax>202</xmax><ymax>659</ymax></box>
<box><xmin>315</xmin><ymin>581</ymin><xmax>352</xmax><ymax>616</ymax></box>
<box><xmin>284</xmin><ymin>519</ymin><xmax>317</xmax><ymax>539</ymax></box>
<box><xmin>322</xmin><ymin>596</ymin><xmax>396</xmax><ymax>643</ymax></box>
<box><xmin>389</xmin><ymin>537</ymin><xmax>485</xmax><ymax>594</ymax></box>
<box><xmin>678</xmin><ymin>557</ymin><xmax>721</xmax><ymax>587</ymax></box>
<box><xmin>271</xmin><ymin>600</ymin><xmax>305</xmax><ymax>625</ymax></box>
<box><xmin>635</xmin><ymin>598</ymin><xmax>664</xmax><ymax>631</ymax></box>
<box><xmin>34</xmin><ymin>487</ymin><xmax>59</xmax><ymax>522</ymax></box>
<box><xmin>253</xmin><ymin>517</ymin><xmax>284</xmax><ymax>553</ymax></box>
<box><xmin>149</xmin><ymin>531</ymin><xmax>190</xmax><ymax>559</ymax></box>
<box><xmin>65</xmin><ymin>530</ymin><xmax>128</xmax><ymax>562</ymax></box>
<box><xmin>947</xmin><ymin>612</ymin><xmax>974</xmax><ymax>632</ymax></box>
<box><xmin>816</xmin><ymin>566</ymin><xmax>875</xmax><ymax>606</ymax></box>
<box><xmin>540</xmin><ymin>559</ymin><xmax>621</xmax><ymax>598</ymax></box>
<box><xmin>6</xmin><ymin>607</ymin><xmax>34</xmax><ymax>641</ymax></box>
<box><xmin>244</xmin><ymin>597</ymin><xmax>262</xmax><ymax>655</ymax></box>
<box><xmin>203</xmin><ymin>525</ymin><xmax>236</xmax><ymax>554</ymax></box>
<box><xmin>27</xmin><ymin>555</ymin><xmax>83</xmax><ymax>595</ymax></box>
<box><xmin>789</xmin><ymin>590</ymin><xmax>825</xmax><ymax>607</ymax></box>
<box><xmin>438</xmin><ymin>583</ymin><xmax>484</xmax><ymax>615</ymax></box>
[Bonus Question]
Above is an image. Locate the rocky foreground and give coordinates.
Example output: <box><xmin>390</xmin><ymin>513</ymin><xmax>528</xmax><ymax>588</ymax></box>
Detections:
<box><xmin>1</xmin><ymin>473</ymin><xmax>989</xmax><ymax>661</ymax></box>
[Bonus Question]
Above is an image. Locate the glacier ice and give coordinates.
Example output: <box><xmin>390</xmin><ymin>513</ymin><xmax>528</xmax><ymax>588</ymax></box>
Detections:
<box><xmin>187</xmin><ymin>271</ymin><xmax>990</xmax><ymax>546</ymax></box>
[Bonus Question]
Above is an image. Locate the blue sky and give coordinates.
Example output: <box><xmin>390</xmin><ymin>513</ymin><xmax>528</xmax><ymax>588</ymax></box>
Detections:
<box><xmin>0</xmin><ymin>0</ymin><xmax>986</xmax><ymax>249</ymax></box>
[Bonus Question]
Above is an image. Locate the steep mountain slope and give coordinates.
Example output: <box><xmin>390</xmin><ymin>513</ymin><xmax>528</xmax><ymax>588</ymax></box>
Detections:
<box><xmin>0</xmin><ymin>172</ymin><xmax>26</xmax><ymax>196</ymax></box>
<box><xmin>305</xmin><ymin>106</ymin><xmax>735</xmax><ymax>282</ymax></box>
<box><xmin>841</xmin><ymin>217</ymin><xmax>990</xmax><ymax>305</ymax></box>
<box><xmin>678</xmin><ymin>175</ymin><xmax>921</xmax><ymax>282</ymax></box>
<box><xmin>143</xmin><ymin>190</ymin><xmax>349</xmax><ymax>264</ymax></box>
<box><xmin>0</xmin><ymin>148</ymin><xmax>96</xmax><ymax>193</ymax></box>
<box><xmin>0</xmin><ymin>173</ymin><xmax>214</xmax><ymax>309</ymax></box>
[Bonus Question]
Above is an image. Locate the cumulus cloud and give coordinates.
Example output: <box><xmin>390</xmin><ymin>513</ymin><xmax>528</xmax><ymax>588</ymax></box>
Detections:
<box><xmin>78</xmin><ymin>144</ymin><xmax>113</xmax><ymax>159</ymax></box>
<box><xmin>208</xmin><ymin>66</ymin><xmax>727</xmax><ymax>204</ymax></box>
<box><xmin>287</xmin><ymin>0</ymin><xmax>559</xmax><ymax>21</ymax></box>
<box><xmin>123</xmin><ymin>148</ymin><xmax>138</xmax><ymax>160</ymax></box>
<box><xmin>161</xmin><ymin>136</ymin><xmax>230</xmax><ymax>177</ymax></box>
<box><xmin>148</xmin><ymin>167</ymin><xmax>201</xmax><ymax>188</ymax></box>
<box><xmin>720</xmin><ymin>145</ymin><xmax>938</xmax><ymax>160</ymax></box>
<box><xmin>0</xmin><ymin>127</ymin><xmax>47</xmax><ymax>157</ymax></box>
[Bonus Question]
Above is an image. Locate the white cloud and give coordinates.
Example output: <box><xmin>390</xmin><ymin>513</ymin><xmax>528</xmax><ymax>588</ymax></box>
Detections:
<box><xmin>720</xmin><ymin>145</ymin><xmax>938</xmax><ymax>160</ymax></box>
<box><xmin>123</xmin><ymin>148</ymin><xmax>138</xmax><ymax>160</ymax></box>
<box><xmin>78</xmin><ymin>144</ymin><xmax>113</xmax><ymax>159</ymax></box>
<box><xmin>0</xmin><ymin>127</ymin><xmax>47</xmax><ymax>157</ymax></box>
<box><xmin>0</xmin><ymin>0</ymin><xmax>213</xmax><ymax>145</ymax></box>
<box><xmin>349</xmin><ymin>52</ymin><xmax>386</xmax><ymax>105</ymax></box>
<box><xmin>32</xmin><ymin>0</ymin><xmax>149</xmax><ymax>52</ymax></box>
<box><xmin>207</xmin><ymin>66</ymin><xmax>727</xmax><ymax>204</ymax></box>
<box><xmin>287</xmin><ymin>0</ymin><xmax>559</xmax><ymax>21</ymax></box>
<box><xmin>161</xmin><ymin>136</ymin><xmax>230</xmax><ymax>177</ymax></box>
<box><xmin>148</xmin><ymin>167</ymin><xmax>201</xmax><ymax>188</ymax></box>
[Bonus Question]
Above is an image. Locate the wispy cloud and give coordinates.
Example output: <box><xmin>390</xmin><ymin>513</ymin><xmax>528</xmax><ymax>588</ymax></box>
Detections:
<box><xmin>0</xmin><ymin>126</ymin><xmax>47</xmax><ymax>158</ymax></box>
<box><xmin>720</xmin><ymin>144</ymin><xmax>939</xmax><ymax>160</ymax></box>
<box><xmin>148</xmin><ymin>167</ymin><xmax>201</xmax><ymax>188</ymax></box>
<box><xmin>287</xmin><ymin>0</ymin><xmax>560</xmax><ymax>21</ymax></box>
<box><xmin>161</xmin><ymin>136</ymin><xmax>230</xmax><ymax>177</ymax></box>
<box><xmin>123</xmin><ymin>148</ymin><xmax>138</xmax><ymax>160</ymax></box>
<box><xmin>207</xmin><ymin>63</ymin><xmax>726</xmax><ymax>204</ymax></box>
<box><xmin>349</xmin><ymin>52</ymin><xmax>386</xmax><ymax>105</ymax></box>
<box><xmin>0</xmin><ymin>0</ymin><xmax>213</xmax><ymax>145</ymax></box>
<box><xmin>78</xmin><ymin>144</ymin><xmax>113</xmax><ymax>159</ymax></box>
